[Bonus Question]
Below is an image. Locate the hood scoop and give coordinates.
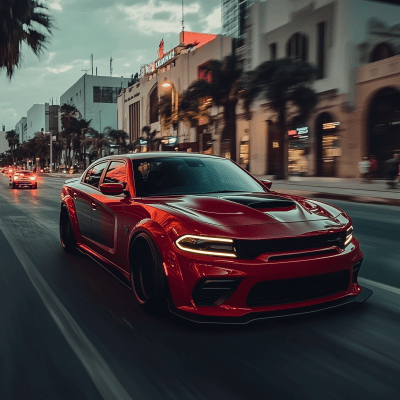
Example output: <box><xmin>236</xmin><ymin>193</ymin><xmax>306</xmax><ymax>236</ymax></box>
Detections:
<box><xmin>220</xmin><ymin>195</ymin><xmax>295</xmax><ymax>210</ymax></box>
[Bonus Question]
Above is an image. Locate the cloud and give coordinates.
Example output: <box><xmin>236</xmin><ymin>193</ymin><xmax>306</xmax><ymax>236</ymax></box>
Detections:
<box><xmin>203</xmin><ymin>6</ymin><xmax>221</xmax><ymax>33</ymax></box>
<box><xmin>48</xmin><ymin>1</ymin><xmax>63</xmax><ymax>11</ymax></box>
<box><xmin>47</xmin><ymin>52</ymin><xmax>56</xmax><ymax>63</ymax></box>
<box><xmin>119</xmin><ymin>0</ymin><xmax>200</xmax><ymax>34</ymax></box>
<box><xmin>137</xmin><ymin>55</ymin><xmax>143</xmax><ymax>62</ymax></box>
<box><xmin>124</xmin><ymin>63</ymin><xmax>131</xmax><ymax>67</ymax></box>
<box><xmin>46</xmin><ymin>65</ymin><xmax>74</xmax><ymax>74</ymax></box>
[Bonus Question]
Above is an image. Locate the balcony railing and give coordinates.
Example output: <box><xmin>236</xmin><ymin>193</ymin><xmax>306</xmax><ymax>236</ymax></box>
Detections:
<box><xmin>358</xmin><ymin>54</ymin><xmax>400</xmax><ymax>83</ymax></box>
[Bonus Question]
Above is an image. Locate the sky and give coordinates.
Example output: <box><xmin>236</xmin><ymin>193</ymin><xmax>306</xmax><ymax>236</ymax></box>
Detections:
<box><xmin>0</xmin><ymin>0</ymin><xmax>222</xmax><ymax>131</ymax></box>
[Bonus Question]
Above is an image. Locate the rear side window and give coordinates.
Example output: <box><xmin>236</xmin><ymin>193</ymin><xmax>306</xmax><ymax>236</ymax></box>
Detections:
<box><xmin>84</xmin><ymin>161</ymin><xmax>108</xmax><ymax>188</ymax></box>
<box><xmin>103</xmin><ymin>161</ymin><xmax>128</xmax><ymax>188</ymax></box>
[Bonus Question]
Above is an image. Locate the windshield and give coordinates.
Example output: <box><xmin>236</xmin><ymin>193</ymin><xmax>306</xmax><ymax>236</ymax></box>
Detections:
<box><xmin>131</xmin><ymin>157</ymin><xmax>265</xmax><ymax>197</ymax></box>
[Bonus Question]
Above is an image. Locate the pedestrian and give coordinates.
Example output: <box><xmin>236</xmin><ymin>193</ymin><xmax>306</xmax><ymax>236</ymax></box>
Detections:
<box><xmin>368</xmin><ymin>155</ymin><xmax>377</xmax><ymax>183</ymax></box>
<box><xmin>385</xmin><ymin>153</ymin><xmax>400</xmax><ymax>189</ymax></box>
<box><xmin>358</xmin><ymin>156</ymin><xmax>371</xmax><ymax>183</ymax></box>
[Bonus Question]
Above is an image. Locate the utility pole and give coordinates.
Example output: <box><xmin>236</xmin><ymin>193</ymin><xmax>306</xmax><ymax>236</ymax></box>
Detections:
<box><xmin>99</xmin><ymin>110</ymin><xmax>102</xmax><ymax>133</ymax></box>
<box><xmin>110</xmin><ymin>57</ymin><xmax>113</xmax><ymax>77</ymax></box>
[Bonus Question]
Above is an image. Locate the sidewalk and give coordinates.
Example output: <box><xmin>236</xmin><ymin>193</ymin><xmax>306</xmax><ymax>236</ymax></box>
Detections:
<box><xmin>256</xmin><ymin>175</ymin><xmax>400</xmax><ymax>207</ymax></box>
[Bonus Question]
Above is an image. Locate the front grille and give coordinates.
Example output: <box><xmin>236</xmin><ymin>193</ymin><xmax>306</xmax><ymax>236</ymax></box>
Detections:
<box><xmin>236</xmin><ymin>231</ymin><xmax>347</xmax><ymax>259</ymax></box>
<box><xmin>246</xmin><ymin>270</ymin><xmax>350</xmax><ymax>307</ymax></box>
<box><xmin>193</xmin><ymin>279</ymin><xmax>241</xmax><ymax>306</ymax></box>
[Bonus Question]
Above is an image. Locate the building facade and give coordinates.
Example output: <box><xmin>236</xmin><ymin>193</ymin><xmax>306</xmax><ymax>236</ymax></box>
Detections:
<box><xmin>118</xmin><ymin>32</ymin><xmax>233</xmax><ymax>154</ymax></box>
<box><xmin>243</xmin><ymin>0</ymin><xmax>400</xmax><ymax>177</ymax></box>
<box><xmin>26</xmin><ymin>104</ymin><xmax>59</xmax><ymax>142</ymax></box>
<box><xmin>15</xmin><ymin>117</ymin><xmax>27</xmax><ymax>143</ymax></box>
<box><xmin>0</xmin><ymin>125</ymin><xmax>8</xmax><ymax>155</ymax></box>
<box><xmin>60</xmin><ymin>75</ymin><xmax>131</xmax><ymax>133</ymax></box>
<box><xmin>222</xmin><ymin>0</ymin><xmax>256</xmax><ymax>38</ymax></box>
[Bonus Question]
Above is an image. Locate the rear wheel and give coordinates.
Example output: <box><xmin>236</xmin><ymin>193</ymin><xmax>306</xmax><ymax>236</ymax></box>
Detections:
<box><xmin>130</xmin><ymin>233</ymin><xmax>168</xmax><ymax>314</ymax></box>
<box><xmin>60</xmin><ymin>206</ymin><xmax>77</xmax><ymax>253</ymax></box>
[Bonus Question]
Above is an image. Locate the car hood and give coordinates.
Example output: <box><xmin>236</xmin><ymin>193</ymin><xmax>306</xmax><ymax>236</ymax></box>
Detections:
<box><xmin>140</xmin><ymin>192</ymin><xmax>348</xmax><ymax>228</ymax></box>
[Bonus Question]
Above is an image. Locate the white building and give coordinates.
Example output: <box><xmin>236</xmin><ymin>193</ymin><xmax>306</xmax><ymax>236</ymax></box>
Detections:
<box><xmin>0</xmin><ymin>126</ymin><xmax>8</xmax><ymax>154</ymax></box>
<box><xmin>243</xmin><ymin>0</ymin><xmax>400</xmax><ymax>177</ymax></box>
<box><xmin>26</xmin><ymin>104</ymin><xmax>59</xmax><ymax>141</ymax></box>
<box><xmin>60</xmin><ymin>75</ymin><xmax>131</xmax><ymax>133</ymax></box>
<box><xmin>118</xmin><ymin>32</ymin><xmax>232</xmax><ymax>154</ymax></box>
<box><xmin>222</xmin><ymin>0</ymin><xmax>256</xmax><ymax>38</ymax></box>
<box><xmin>15</xmin><ymin>117</ymin><xmax>27</xmax><ymax>143</ymax></box>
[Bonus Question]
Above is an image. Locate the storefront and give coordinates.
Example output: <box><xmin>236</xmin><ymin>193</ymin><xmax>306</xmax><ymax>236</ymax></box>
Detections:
<box><xmin>288</xmin><ymin>127</ymin><xmax>310</xmax><ymax>175</ymax></box>
<box><xmin>239</xmin><ymin>135</ymin><xmax>250</xmax><ymax>170</ymax></box>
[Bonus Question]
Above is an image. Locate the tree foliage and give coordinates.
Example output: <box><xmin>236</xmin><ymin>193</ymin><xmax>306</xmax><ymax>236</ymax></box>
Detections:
<box><xmin>0</xmin><ymin>0</ymin><xmax>54</xmax><ymax>78</ymax></box>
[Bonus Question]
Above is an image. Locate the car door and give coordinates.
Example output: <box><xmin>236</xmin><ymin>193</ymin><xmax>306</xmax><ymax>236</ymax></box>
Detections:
<box><xmin>74</xmin><ymin>161</ymin><xmax>109</xmax><ymax>243</ymax></box>
<box><xmin>90</xmin><ymin>160</ymin><xmax>129</xmax><ymax>263</ymax></box>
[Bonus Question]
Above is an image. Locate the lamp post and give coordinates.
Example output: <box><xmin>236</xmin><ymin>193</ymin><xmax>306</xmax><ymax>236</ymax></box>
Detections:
<box><xmin>161</xmin><ymin>77</ymin><xmax>178</xmax><ymax>145</ymax></box>
<box><xmin>99</xmin><ymin>110</ymin><xmax>102</xmax><ymax>133</ymax></box>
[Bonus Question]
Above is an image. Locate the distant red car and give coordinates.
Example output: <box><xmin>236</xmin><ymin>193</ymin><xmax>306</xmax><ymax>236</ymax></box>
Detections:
<box><xmin>10</xmin><ymin>170</ymin><xmax>37</xmax><ymax>189</ymax></box>
<box><xmin>59</xmin><ymin>153</ymin><xmax>372</xmax><ymax>323</ymax></box>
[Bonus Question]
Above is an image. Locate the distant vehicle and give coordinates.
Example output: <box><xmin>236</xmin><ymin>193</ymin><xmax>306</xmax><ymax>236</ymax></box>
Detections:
<box><xmin>59</xmin><ymin>153</ymin><xmax>372</xmax><ymax>323</ymax></box>
<box><xmin>10</xmin><ymin>170</ymin><xmax>38</xmax><ymax>189</ymax></box>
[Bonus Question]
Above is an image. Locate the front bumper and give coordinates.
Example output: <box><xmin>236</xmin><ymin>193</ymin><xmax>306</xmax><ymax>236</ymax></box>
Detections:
<box><xmin>168</xmin><ymin>286</ymin><xmax>373</xmax><ymax>324</ymax></box>
<box><xmin>167</xmin><ymin>238</ymin><xmax>370</xmax><ymax>321</ymax></box>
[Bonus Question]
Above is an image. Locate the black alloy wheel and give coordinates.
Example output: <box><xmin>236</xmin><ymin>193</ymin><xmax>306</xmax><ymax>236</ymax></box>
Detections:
<box><xmin>60</xmin><ymin>206</ymin><xmax>77</xmax><ymax>253</ymax></box>
<box><xmin>130</xmin><ymin>233</ymin><xmax>168</xmax><ymax>313</ymax></box>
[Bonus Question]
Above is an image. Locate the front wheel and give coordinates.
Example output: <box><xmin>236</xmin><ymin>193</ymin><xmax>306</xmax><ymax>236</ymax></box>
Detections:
<box><xmin>60</xmin><ymin>207</ymin><xmax>77</xmax><ymax>253</ymax></box>
<box><xmin>129</xmin><ymin>233</ymin><xmax>168</xmax><ymax>314</ymax></box>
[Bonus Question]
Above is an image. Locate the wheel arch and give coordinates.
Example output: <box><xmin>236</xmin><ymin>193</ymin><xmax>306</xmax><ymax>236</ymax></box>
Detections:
<box><xmin>60</xmin><ymin>196</ymin><xmax>81</xmax><ymax>243</ymax></box>
<box><xmin>128</xmin><ymin>219</ymin><xmax>188</xmax><ymax>308</ymax></box>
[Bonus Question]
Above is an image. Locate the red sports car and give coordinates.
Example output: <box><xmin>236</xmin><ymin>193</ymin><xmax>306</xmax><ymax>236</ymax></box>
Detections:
<box><xmin>59</xmin><ymin>153</ymin><xmax>372</xmax><ymax>323</ymax></box>
<box><xmin>10</xmin><ymin>170</ymin><xmax>38</xmax><ymax>189</ymax></box>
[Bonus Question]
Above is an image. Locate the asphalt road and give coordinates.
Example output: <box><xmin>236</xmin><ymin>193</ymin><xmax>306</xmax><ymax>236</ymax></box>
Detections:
<box><xmin>1</xmin><ymin>173</ymin><xmax>400</xmax><ymax>400</ymax></box>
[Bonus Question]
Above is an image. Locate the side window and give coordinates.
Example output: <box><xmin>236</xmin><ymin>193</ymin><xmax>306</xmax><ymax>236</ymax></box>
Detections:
<box><xmin>84</xmin><ymin>162</ymin><xmax>108</xmax><ymax>188</ymax></box>
<box><xmin>103</xmin><ymin>161</ymin><xmax>128</xmax><ymax>188</ymax></box>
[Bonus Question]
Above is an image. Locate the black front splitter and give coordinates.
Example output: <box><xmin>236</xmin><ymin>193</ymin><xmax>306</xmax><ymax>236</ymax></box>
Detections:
<box><xmin>168</xmin><ymin>287</ymin><xmax>373</xmax><ymax>324</ymax></box>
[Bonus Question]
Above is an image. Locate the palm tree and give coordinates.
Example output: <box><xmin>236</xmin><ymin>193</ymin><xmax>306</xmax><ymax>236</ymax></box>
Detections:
<box><xmin>70</xmin><ymin>117</ymin><xmax>92</xmax><ymax>169</ymax></box>
<box><xmin>5</xmin><ymin>129</ymin><xmax>19</xmax><ymax>163</ymax></box>
<box><xmin>180</xmin><ymin>54</ymin><xmax>243</xmax><ymax>161</ymax></box>
<box><xmin>0</xmin><ymin>0</ymin><xmax>54</xmax><ymax>79</ymax></box>
<box><xmin>60</xmin><ymin>103</ymin><xmax>79</xmax><ymax>167</ymax></box>
<box><xmin>244</xmin><ymin>58</ymin><xmax>318</xmax><ymax>179</ymax></box>
<box><xmin>107</xmin><ymin>129</ymin><xmax>129</xmax><ymax>154</ymax></box>
<box><xmin>81</xmin><ymin>130</ymin><xmax>109</xmax><ymax>160</ymax></box>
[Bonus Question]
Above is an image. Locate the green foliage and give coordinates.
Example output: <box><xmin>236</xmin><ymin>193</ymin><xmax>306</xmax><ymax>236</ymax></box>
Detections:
<box><xmin>0</xmin><ymin>0</ymin><xmax>54</xmax><ymax>78</ymax></box>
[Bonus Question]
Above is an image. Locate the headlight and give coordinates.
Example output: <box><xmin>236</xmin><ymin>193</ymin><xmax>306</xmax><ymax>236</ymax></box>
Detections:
<box><xmin>345</xmin><ymin>226</ymin><xmax>353</xmax><ymax>246</ymax></box>
<box><xmin>175</xmin><ymin>235</ymin><xmax>237</xmax><ymax>258</ymax></box>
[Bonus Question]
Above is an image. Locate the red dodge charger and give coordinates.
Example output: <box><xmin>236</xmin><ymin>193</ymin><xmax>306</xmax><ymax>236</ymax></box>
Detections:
<box><xmin>60</xmin><ymin>153</ymin><xmax>372</xmax><ymax>323</ymax></box>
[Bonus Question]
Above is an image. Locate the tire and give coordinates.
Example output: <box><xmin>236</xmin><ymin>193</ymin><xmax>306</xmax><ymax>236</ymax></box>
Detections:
<box><xmin>129</xmin><ymin>233</ymin><xmax>168</xmax><ymax>314</ymax></box>
<box><xmin>60</xmin><ymin>206</ymin><xmax>77</xmax><ymax>253</ymax></box>
<box><xmin>33</xmin><ymin>184</ymin><xmax>37</xmax><ymax>189</ymax></box>
<box><xmin>11</xmin><ymin>183</ymin><xmax>15</xmax><ymax>189</ymax></box>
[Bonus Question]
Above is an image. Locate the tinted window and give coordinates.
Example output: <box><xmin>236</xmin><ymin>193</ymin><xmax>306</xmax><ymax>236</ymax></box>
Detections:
<box><xmin>84</xmin><ymin>162</ymin><xmax>108</xmax><ymax>188</ymax></box>
<box><xmin>131</xmin><ymin>157</ymin><xmax>264</xmax><ymax>197</ymax></box>
<box><xmin>103</xmin><ymin>161</ymin><xmax>128</xmax><ymax>188</ymax></box>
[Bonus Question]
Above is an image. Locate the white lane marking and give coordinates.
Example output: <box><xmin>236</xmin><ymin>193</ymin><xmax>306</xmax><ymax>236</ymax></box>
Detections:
<box><xmin>0</xmin><ymin>220</ymin><xmax>135</xmax><ymax>400</ymax></box>
<box><xmin>122</xmin><ymin>318</ymin><xmax>135</xmax><ymax>330</ymax></box>
<box><xmin>359</xmin><ymin>278</ymin><xmax>400</xmax><ymax>296</ymax></box>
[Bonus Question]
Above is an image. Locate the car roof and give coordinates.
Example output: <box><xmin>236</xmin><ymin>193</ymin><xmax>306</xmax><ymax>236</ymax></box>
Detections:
<box><xmin>98</xmin><ymin>152</ymin><xmax>227</xmax><ymax>162</ymax></box>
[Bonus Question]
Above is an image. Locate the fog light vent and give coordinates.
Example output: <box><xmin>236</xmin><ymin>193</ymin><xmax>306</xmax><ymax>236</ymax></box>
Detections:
<box><xmin>192</xmin><ymin>279</ymin><xmax>241</xmax><ymax>306</ymax></box>
<box><xmin>353</xmin><ymin>260</ymin><xmax>363</xmax><ymax>283</ymax></box>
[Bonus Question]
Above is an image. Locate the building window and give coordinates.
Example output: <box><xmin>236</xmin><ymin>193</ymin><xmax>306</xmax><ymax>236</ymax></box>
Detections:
<box><xmin>129</xmin><ymin>101</ymin><xmax>140</xmax><ymax>142</ymax></box>
<box><xmin>149</xmin><ymin>86</ymin><xmax>158</xmax><ymax>124</ymax></box>
<box><xmin>286</xmin><ymin>33</ymin><xmax>308</xmax><ymax>61</ymax></box>
<box><xmin>370</xmin><ymin>43</ymin><xmax>395</xmax><ymax>63</ymax></box>
<box><xmin>317</xmin><ymin>22</ymin><xmax>326</xmax><ymax>79</ymax></box>
<box><xmin>270</xmin><ymin>43</ymin><xmax>277</xmax><ymax>60</ymax></box>
<box><xmin>93</xmin><ymin>86</ymin><xmax>120</xmax><ymax>103</ymax></box>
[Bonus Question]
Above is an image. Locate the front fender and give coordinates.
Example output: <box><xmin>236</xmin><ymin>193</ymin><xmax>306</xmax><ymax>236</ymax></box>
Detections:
<box><xmin>61</xmin><ymin>195</ymin><xmax>81</xmax><ymax>244</ymax></box>
<box><xmin>129</xmin><ymin>219</ymin><xmax>188</xmax><ymax>308</ymax></box>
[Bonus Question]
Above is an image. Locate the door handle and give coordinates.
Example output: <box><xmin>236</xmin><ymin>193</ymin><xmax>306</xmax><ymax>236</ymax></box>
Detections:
<box><xmin>91</xmin><ymin>202</ymin><xmax>97</xmax><ymax>210</ymax></box>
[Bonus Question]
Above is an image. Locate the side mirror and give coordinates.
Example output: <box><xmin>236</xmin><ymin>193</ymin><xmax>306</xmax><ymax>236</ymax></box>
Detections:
<box><xmin>260</xmin><ymin>179</ymin><xmax>272</xmax><ymax>189</ymax></box>
<box><xmin>99</xmin><ymin>183</ymin><xmax>125</xmax><ymax>195</ymax></box>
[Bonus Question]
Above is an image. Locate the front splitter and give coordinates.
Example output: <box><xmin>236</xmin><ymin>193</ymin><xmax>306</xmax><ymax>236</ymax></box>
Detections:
<box><xmin>168</xmin><ymin>287</ymin><xmax>373</xmax><ymax>324</ymax></box>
